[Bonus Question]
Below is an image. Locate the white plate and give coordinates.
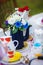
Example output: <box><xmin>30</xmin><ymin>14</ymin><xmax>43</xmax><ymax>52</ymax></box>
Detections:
<box><xmin>0</xmin><ymin>57</ymin><xmax>23</xmax><ymax>65</ymax></box>
<box><xmin>28</xmin><ymin>13</ymin><xmax>43</xmax><ymax>26</ymax></box>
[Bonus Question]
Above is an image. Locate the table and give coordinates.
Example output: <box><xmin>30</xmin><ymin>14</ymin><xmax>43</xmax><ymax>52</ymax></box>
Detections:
<box><xmin>0</xmin><ymin>41</ymin><xmax>43</xmax><ymax>65</ymax></box>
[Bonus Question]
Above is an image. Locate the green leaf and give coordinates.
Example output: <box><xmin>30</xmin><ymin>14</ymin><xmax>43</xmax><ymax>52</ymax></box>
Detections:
<box><xmin>19</xmin><ymin>26</ymin><xmax>25</xmax><ymax>31</ymax></box>
<box><xmin>11</xmin><ymin>26</ymin><xmax>18</xmax><ymax>34</ymax></box>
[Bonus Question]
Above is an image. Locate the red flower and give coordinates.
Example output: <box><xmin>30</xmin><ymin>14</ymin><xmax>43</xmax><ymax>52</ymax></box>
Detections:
<box><xmin>18</xmin><ymin>6</ymin><xmax>30</xmax><ymax>12</ymax></box>
<box><xmin>18</xmin><ymin>8</ymin><xmax>24</xmax><ymax>12</ymax></box>
<box><xmin>23</xmin><ymin>6</ymin><xmax>29</xmax><ymax>11</ymax></box>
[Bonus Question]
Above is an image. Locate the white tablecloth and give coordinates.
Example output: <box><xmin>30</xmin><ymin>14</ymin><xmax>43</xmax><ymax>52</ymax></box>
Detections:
<box><xmin>0</xmin><ymin>41</ymin><xmax>43</xmax><ymax>65</ymax></box>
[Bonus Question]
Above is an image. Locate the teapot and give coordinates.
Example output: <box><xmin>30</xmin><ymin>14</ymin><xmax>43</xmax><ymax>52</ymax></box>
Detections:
<box><xmin>11</xmin><ymin>25</ymin><xmax>31</xmax><ymax>50</ymax></box>
<box><xmin>5</xmin><ymin>25</ymin><xmax>31</xmax><ymax>50</ymax></box>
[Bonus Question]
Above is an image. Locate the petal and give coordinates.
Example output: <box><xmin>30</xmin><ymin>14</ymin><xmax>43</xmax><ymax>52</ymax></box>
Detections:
<box><xmin>5</xmin><ymin>20</ymin><xmax>8</xmax><ymax>25</ymax></box>
<box><xmin>22</xmin><ymin>19</ymin><xmax>27</xmax><ymax>25</ymax></box>
<box><xmin>24</xmin><ymin>6</ymin><xmax>29</xmax><ymax>11</ymax></box>
<box><xmin>6</xmin><ymin>15</ymin><xmax>12</xmax><ymax>20</ymax></box>
<box><xmin>14</xmin><ymin>15</ymin><xmax>21</xmax><ymax>21</ymax></box>
<box><xmin>14</xmin><ymin>22</ymin><xmax>22</xmax><ymax>28</ymax></box>
<box><xmin>8</xmin><ymin>18</ymin><xmax>16</xmax><ymax>25</ymax></box>
<box><xmin>18</xmin><ymin>8</ymin><xmax>24</xmax><ymax>12</ymax></box>
<box><xmin>23</xmin><ymin>23</ymin><xmax>28</xmax><ymax>29</ymax></box>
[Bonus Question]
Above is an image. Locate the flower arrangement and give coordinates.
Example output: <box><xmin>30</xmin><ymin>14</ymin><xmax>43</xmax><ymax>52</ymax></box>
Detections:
<box><xmin>5</xmin><ymin>14</ymin><xmax>29</xmax><ymax>34</ymax></box>
<box><xmin>14</xmin><ymin>6</ymin><xmax>30</xmax><ymax>17</ymax></box>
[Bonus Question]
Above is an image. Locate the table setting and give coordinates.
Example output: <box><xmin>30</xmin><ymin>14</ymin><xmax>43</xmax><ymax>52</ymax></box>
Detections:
<box><xmin>0</xmin><ymin>6</ymin><xmax>43</xmax><ymax>65</ymax></box>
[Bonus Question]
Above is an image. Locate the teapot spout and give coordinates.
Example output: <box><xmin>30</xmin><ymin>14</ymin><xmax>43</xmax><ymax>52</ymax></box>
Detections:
<box><xmin>23</xmin><ymin>25</ymin><xmax>32</xmax><ymax>41</ymax></box>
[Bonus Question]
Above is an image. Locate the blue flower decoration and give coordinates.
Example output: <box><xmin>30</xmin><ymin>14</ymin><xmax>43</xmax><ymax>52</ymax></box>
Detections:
<box><xmin>34</xmin><ymin>43</ymin><xmax>41</xmax><ymax>47</ymax></box>
<box><xmin>14</xmin><ymin>21</ymin><xmax>22</xmax><ymax>28</ymax></box>
<box><xmin>5</xmin><ymin>20</ymin><xmax>8</xmax><ymax>25</ymax></box>
<box><xmin>23</xmin><ymin>23</ymin><xmax>28</xmax><ymax>29</ymax></box>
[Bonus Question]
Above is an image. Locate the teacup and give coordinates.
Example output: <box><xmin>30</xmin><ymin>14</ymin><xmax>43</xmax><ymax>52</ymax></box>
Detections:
<box><xmin>0</xmin><ymin>36</ymin><xmax>19</xmax><ymax>58</ymax></box>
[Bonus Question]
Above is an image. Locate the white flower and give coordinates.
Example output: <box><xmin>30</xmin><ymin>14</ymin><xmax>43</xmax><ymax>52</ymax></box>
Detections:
<box><xmin>14</xmin><ymin>15</ymin><xmax>21</xmax><ymax>21</ymax></box>
<box><xmin>6</xmin><ymin>15</ymin><xmax>12</xmax><ymax>20</ymax></box>
<box><xmin>22</xmin><ymin>19</ymin><xmax>27</xmax><ymax>25</ymax></box>
<box><xmin>7</xmin><ymin>14</ymin><xmax>21</xmax><ymax>25</ymax></box>
<box><xmin>8</xmin><ymin>17</ymin><xmax>16</xmax><ymax>25</ymax></box>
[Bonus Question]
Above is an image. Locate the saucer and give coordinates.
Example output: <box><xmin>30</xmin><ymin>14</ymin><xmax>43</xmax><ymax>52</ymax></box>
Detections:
<box><xmin>1</xmin><ymin>52</ymin><xmax>23</xmax><ymax>64</ymax></box>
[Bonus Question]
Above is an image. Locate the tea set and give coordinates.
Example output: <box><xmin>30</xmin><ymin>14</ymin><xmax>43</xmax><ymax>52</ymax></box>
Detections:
<box><xmin>0</xmin><ymin>6</ymin><xmax>43</xmax><ymax>65</ymax></box>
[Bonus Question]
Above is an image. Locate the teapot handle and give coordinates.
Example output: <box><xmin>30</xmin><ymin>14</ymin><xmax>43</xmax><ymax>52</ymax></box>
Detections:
<box><xmin>13</xmin><ymin>40</ymin><xmax>19</xmax><ymax>49</ymax></box>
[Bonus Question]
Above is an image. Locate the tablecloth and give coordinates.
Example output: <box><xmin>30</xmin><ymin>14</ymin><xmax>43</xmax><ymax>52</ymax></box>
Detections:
<box><xmin>0</xmin><ymin>41</ymin><xmax>43</xmax><ymax>65</ymax></box>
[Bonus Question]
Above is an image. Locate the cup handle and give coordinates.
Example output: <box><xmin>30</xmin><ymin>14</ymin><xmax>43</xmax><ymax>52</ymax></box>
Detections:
<box><xmin>13</xmin><ymin>40</ymin><xmax>19</xmax><ymax>49</ymax></box>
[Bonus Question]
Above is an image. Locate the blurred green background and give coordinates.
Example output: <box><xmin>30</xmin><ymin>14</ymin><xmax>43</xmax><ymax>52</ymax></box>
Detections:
<box><xmin>17</xmin><ymin>0</ymin><xmax>43</xmax><ymax>15</ymax></box>
<box><xmin>0</xmin><ymin>0</ymin><xmax>43</xmax><ymax>28</ymax></box>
